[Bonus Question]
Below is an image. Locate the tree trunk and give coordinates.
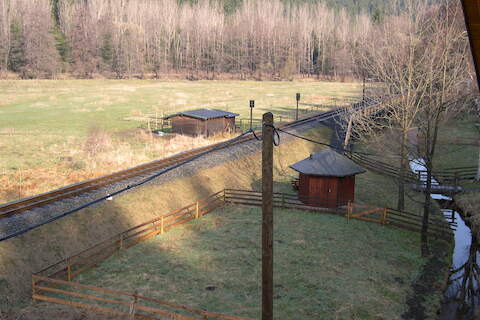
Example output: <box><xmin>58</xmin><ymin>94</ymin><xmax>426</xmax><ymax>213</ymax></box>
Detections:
<box><xmin>343</xmin><ymin>116</ymin><xmax>353</xmax><ymax>150</ymax></box>
<box><xmin>421</xmin><ymin>157</ymin><xmax>432</xmax><ymax>257</ymax></box>
<box><xmin>397</xmin><ymin>130</ymin><xmax>407</xmax><ymax>211</ymax></box>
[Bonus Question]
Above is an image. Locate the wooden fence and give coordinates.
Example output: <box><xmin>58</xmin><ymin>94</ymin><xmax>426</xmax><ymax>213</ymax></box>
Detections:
<box><xmin>33</xmin><ymin>190</ymin><xmax>250</xmax><ymax>320</ymax></box>
<box><xmin>346</xmin><ymin>202</ymin><xmax>455</xmax><ymax>240</ymax></box>
<box><xmin>225</xmin><ymin>189</ymin><xmax>454</xmax><ymax>240</ymax></box>
<box><xmin>33</xmin><ymin>188</ymin><xmax>454</xmax><ymax>318</ymax></box>
<box><xmin>224</xmin><ymin>189</ymin><xmax>343</xmax><ymax>214</ymax></box>
<box><xmin>32</xmin><ymin>275</ymin><xmax>247</xmax><ymax>320</ymax></box>
<box><xmin>348</xmin><ymin>153</ymin><xmax>477</xmax><ymax>187</ymax></box>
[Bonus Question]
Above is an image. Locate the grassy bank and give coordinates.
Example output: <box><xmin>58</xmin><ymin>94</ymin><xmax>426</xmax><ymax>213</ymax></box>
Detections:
<box><xmin>0</xmin><ymin>80</ymin><xmax>361</xmax><ymax>203</ymax></box>
<box><xmin>73</xmin><ymin>205</ymin><xmax>427</xmax><ymax>319</ymax></box>
<box><xmin>434</xmin><ymin>114</ymin><xmax>480</xmax><ymax>233</ymax></box>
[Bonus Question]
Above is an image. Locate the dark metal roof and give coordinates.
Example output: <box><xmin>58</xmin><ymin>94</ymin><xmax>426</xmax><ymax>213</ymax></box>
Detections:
<box><xmin>164</xmin><ymin>109</ymin><xmax>239</xmax><ymax>120</ymax></box>
<box><xmin>289</xmin><ymin>149</ymin><xmax>366</xmax><ymax>177</ymax></box>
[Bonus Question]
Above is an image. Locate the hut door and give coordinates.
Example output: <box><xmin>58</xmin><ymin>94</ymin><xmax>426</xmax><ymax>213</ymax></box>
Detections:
<box><xmin>325</xmin><ymin>178</ymin><xmax>338</xmax><ymax>207</ymax></box>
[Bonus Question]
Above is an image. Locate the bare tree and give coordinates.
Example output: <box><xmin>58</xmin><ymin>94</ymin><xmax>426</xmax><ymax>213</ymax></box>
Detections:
<box><xmin>342</xmin><ymin>0</ymin><xmax>470</xmax><ymax>256</ymax></box>
<box><xmin>413</xmin><ymin>0</ymin><xmax>470</xmax><ymax>256</ymax></box>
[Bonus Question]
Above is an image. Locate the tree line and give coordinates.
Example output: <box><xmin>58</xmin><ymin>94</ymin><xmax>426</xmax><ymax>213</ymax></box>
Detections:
<box><xmin>0</xmin><ymin>0</ymin><xmax>389</xmax><ymax>80</ymax></box>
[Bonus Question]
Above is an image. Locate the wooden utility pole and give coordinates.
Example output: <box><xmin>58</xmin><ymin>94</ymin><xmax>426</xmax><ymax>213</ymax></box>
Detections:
<box><xmin>262</xmin><ymin>112</ymin><xmax>274</xmax><ymax>320</ymax></box>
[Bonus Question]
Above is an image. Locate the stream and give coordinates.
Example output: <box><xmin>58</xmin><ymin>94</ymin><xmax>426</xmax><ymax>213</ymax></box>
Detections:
<box><xmin>410</xmin><ymin>159</ymin><xmax>479</xmax><ymax>319</ymax></box>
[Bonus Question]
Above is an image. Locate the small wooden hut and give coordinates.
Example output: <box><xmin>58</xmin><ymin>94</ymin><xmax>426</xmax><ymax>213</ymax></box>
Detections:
<box><xmin>164</xmin><ymin>109</ymin><xmax>239</xmax><ymax>137</ymax></box>
<box><xmin>289</xmin><ymin>149</ymin><xmax>366</xmax><ymax>208</ymax></box>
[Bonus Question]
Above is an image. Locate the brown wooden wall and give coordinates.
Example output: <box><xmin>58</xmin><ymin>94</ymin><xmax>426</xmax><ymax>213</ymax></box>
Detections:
<box><xmin>461</xmin><ymin>0</ymin><xmax>480</xmax><ymax>90</ymax></box>
<box><xmin>205</xmin><ymin>118</ymin><xmax>225</xmax><ymax>136</ymax></box>
<box><xmin>298</xmin><ymin>174</ymin><xmax>356</xmax><ymax>208</ymax></box>
<box><xmin>171</xmin><ymin>116</ymin><xmax>205</xmax><ymax>136</ymax></box>
<box><xmin>337</xmin><ymin>176</ymin><xmax>355</xmax><ymax>204</ymax></box>
<box><xmin>171</xmin><ymin>116</ymin><xmax>236</xmax><ymax>137</ymax></box>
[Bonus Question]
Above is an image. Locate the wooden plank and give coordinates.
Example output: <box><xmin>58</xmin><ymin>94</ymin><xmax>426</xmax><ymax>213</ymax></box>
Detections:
<box><xmin>354</xmin><ymin>216</ymin><xmax>382</xmax><ymax>224</ymax></box>
<box><xmin>134</xmin><ymin>304</ymin><xmax>196</xmax><ymax>320</ymax></box>
<box><xmin>142</xmin><ymin>294</ymin><xmax>252</xmax><ymax>319</ymax></box>
<box><xmin>386</xmin><ymin>211</ymin><xmax>454</xmax><ymax>230</ymax></box>
<box><xmin>349</xmin><ymin>208</ymin><xmax>382</xmax><ymax>218</ymax></box>
<box><xmin>33</xmin><ymin>276</ymin><xmax>137</xmax><ymax>297</ymax></box>
<box><xmin>32</xmin><ymin>295</ymin><xmax>133</xmax><ymax>318</ymax></box>
<box><xmin>34</xmin><ymin>286</ymin><xmax>131</xmax><ymax>307</ymax></box>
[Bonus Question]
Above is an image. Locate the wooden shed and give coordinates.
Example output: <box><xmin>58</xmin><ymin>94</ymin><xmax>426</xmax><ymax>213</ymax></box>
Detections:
<box><xmin>289</xmin><ymin>149</ymin><xmax>366</xmax><ymax>208</ymax></box>
<box><xmin>164</xmin><ymin>109</ymin><xmax>239</xmax><ymax>137</ymax></box>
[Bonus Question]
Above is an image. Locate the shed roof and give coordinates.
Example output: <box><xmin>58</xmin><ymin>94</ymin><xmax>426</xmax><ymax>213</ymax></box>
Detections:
<box><xmin>289</xmin><ymin>149</ymin><xmax>366</xmax><ymax>177</ymax></box>
<box><xmin>164</xmin><ymin>109</ymin><xmax>239</xmax><ymax>120</ymax></box>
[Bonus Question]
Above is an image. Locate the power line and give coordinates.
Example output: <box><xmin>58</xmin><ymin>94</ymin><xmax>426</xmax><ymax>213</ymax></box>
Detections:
<box><xmin>274</xmin><ymin>127</ymin><xmax>376</xmax><ymax>156</ymax></box>
<box><xmin>0</xmin><ymin>129</ymin><xmax>255</xmax><ymax>242</ymax></box>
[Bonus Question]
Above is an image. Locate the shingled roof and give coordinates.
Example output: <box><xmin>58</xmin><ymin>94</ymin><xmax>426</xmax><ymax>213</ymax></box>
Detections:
<box><xmin>164</xmin><ymin>109</ymin><xmax>239</xmax><ymax>120</ymax></box>
<box><xmin>289</xmin><ymin>149</ymin><xmax>366</xmax><ymax>177</ymax></box>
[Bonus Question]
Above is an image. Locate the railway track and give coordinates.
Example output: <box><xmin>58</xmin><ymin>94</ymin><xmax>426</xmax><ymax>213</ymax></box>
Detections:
<box><xmin>0</xmin><ymin>99</ymin><xmax>381</xmax><ymax>223</ymax></box>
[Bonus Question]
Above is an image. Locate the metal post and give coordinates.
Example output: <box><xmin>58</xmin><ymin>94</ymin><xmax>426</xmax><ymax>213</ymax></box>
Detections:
<box><xmin>250</xmin><ymin>100</ymin><xmax>255</xmax><ymax>130</ymax></box>
<box><xmin>296</xmin><ymin>93</ymin><xmax>300</xmax><ymax>120</ymax></box>
<box><xmin>262</xmin><ymin>112</ymin><xmax>274</xmax><ymax>320</ymax></box>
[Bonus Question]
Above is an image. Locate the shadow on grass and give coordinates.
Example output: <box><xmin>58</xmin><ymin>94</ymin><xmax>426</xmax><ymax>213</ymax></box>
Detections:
<box><xmin>72</xmin><ymin>204</ymin><xmax>428</xmax><ymax>320</ymax></box>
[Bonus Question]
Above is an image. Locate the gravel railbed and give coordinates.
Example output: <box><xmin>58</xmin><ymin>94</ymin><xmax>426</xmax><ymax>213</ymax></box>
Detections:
<box><xmin>0</xmin><ymin>120</ymin><xmax>326</xmax><ymax>240</ymax></box>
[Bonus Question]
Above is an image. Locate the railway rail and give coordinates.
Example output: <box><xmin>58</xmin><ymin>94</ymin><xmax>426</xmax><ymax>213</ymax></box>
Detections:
<box><xmin>0</xmin><ymin>98</ymin><xmax>382</xmax><ymax>224</ymax></box>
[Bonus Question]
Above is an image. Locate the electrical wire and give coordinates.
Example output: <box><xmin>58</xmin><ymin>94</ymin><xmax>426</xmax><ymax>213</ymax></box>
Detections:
<box><xmin>0</xmin><ymin>129</ymin><xmax>256</xmax><ymax>242</ymax></box>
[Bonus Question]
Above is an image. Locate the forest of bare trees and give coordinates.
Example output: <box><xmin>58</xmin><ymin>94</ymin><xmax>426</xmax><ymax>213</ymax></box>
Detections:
<box><xmin>0</xmin><ymin>0</ymin><xmax>382</xmax><ymax>80</ymax></box>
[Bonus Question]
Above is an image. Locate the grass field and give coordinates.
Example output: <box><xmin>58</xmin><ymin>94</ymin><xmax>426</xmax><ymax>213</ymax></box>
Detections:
<box><xmin>0</xmin><ymin>80</ymin><xmax>361</xmax><ymax>203</ymax></box>
<box><xmin>436</xmin><ymin>114</ymin><xmax>480</xmax><ymax>232</ymax></box>
<box><xmin>435</xmin><ymin>114</ymin><xmax>479</xmax><ymax>172</ymax></box>
<box><xmin>74</xmin><ymin>205</ymin><xmax>427</xmax><ymax>320</ymax></box>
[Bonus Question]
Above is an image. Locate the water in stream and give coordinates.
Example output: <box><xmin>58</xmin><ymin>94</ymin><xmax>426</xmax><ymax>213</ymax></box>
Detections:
<box><xmin>409</xmin><ymin>159</ymin><xmax>480</xmax><ymax>319</ymax></box>
<box><xmin>438</xmin><ymin>207</ymin><xmax>480</xmax><ymax>319</ymax></box>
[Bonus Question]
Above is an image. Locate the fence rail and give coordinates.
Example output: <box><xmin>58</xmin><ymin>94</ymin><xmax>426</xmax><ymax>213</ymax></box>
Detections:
<box><xmin>347</xmin><ymin>153</ymin><xmax>477</xmax><ymax>187</ymax></box>
<box><xmin>225</xmin><ymin>189</ymin><xmax>453</xmax><ymax>240</ymax></box>
<box><xmin>224</xmin><ymin>189</ymin><xmax>343</xmax><ymax>214</ymax></box>
<box><xmin>33</xmin><ymin>275</ymin><xmax>248</xmax><ymax>320</ymax></box>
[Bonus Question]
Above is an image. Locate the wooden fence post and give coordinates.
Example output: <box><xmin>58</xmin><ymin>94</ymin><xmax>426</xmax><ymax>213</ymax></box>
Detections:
<box><xmin>223</xmin><ymin>189</ymin><xmax>226</xmax><ymax>204</ymax></box>
<box><xmin>119</xmin><ymin>234</ymin><xmax>124</xmax><ymax>250</ymax></box>
<box><xmin>67</xmin><ymin>259</ymin><xmax>72</xmax><ymax>282</ymax></box>
<box><xmin>161</xmin><ymin>217</ymin><xmax>164</xmax><ymax>234</ymax></box>
<box><xmin>262</xmin><ymin>112</ymin><xmax>274</xmax><ymax>320</ymax></box>
<box><xmin>196</xmin><ymin>201</ymin><xmax>199</xmax><ymax>219</ymax></box>
<box><xmin>382</xmin><ymin>208</ymin><xmax>388</xmax><ymax>225</ymax></box>
<box><xmin>129</xmin><ymin>291</ymin><xmax>138</xmax><ymax>320</ymax></box>
<box><xmin>347</xmin><ymin>201</ymin><xmax>351</xmax><ymax>222</ymax></box>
